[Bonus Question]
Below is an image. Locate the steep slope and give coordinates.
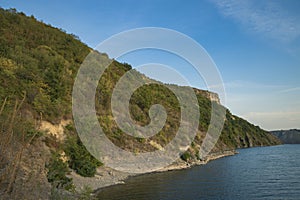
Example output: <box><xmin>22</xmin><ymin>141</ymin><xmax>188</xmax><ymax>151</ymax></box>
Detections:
<box><xmin>0</xmin><ymin>8</ymin><xmax>280</xmax><ymax>199</ymax></box>
<box><xmin>271</xmin><ymin>129</ymin><xmax>300</xmax><ymax>144</ymax></box>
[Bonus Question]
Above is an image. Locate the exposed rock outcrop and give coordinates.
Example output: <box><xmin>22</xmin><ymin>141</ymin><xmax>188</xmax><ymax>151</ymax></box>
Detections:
<box><xmin>194</xmin><ymin>89</ymin><xmax>221</xmax><ymax>104</ymax></box>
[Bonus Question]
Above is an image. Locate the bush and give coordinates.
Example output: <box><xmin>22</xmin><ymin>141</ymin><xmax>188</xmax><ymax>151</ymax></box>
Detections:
<box><xmin>46</xmin><ymin>152</ymin><xmax>73</xmax><ymax>190</ymax></box>
<box><xmin>64</xmin><ymin>135</ymin><xmax>102</xmax><ymax>177</ymax></box>
<box><xmin>180</xmin><ymin>151</ymin><xmax>191</xmax><ymax>162</ymax></box>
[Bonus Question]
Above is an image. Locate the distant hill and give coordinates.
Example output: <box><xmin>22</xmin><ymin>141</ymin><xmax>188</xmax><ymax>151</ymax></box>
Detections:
<box><xmin>0</xmin><ymin>8</ymin><xmax>280</xmax><ymax>199</ymax></box>
<box><xmin>271</xmin><ymin>129</ymin><xmax>300</xmax><ymax>144</ymax></box>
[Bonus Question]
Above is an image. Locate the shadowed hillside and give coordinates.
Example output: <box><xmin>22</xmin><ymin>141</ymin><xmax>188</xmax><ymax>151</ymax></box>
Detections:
<box><xmin>271</xmin><ymin>129</ymin><xmax>300</xmax><ymax>144</ymax></box>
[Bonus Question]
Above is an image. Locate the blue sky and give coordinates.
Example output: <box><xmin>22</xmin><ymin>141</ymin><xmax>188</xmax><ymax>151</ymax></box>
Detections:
<box><xmin>1</xmin><ymin>0</ymin><xmax>300</xmax><ymax>130</ymax></box>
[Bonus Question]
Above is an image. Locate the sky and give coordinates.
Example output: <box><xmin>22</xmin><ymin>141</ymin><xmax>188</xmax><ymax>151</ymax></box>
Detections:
<box><xmin>1</xmin><ymin>0</ymin><xmax>300</xmax><ymax>130</ymax></box>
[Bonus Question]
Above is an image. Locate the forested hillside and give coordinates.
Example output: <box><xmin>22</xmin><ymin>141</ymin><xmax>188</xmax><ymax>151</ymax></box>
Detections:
<box><xmin>0</xmin><ymin>8</ymin><xmax>280</xmax><ymax>199</ymax></box>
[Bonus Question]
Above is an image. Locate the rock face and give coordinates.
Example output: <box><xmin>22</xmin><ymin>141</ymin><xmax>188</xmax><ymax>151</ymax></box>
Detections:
<box><xmin>271</xmin><ymin>129</ymin><xmax>300</xmax><ymax>144</ymax></box>
<box><xmin>39</xmin><ymin>120</ymin><xmax>71</xmax><ymax>141</ymax></box>
<box><xmin>194</xmin><ymin>89</ymin><xmax>221</xmax><ymax>104</ymax></box>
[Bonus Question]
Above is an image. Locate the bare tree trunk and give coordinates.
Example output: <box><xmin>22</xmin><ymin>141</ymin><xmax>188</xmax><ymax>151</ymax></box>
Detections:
<box><xmin>0</xmin><ymin>93</ymin><xmax>30</xmax><ymax>194</ymax></box>
<box><xmin>5</xmin><ymin>127</ymin><xmax>39</xmax><ymax>194</ymax></box>
<box><xmin>0</xmin><ymin>97</ymin><xmax>7</xmax><ymax>115</ymax></box>
<box><xmin>1</xmin><ymin>99</ymin><xmax>18</xmax><ymax>159</ymax></box>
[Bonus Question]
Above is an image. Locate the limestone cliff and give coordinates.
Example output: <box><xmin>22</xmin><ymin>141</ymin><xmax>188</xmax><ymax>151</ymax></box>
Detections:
<box><xmin>194</xmin><ymin>89</ymin><xmax>221</xmax><ymax>104</ymax></box>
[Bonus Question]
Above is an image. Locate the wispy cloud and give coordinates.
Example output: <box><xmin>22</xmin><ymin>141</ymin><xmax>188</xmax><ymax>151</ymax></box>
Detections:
<box><xmin>209</xmin><ymin>0</ymin><xmax>300</xmax><ymax>43</ymax></box>
<box><xmin>278</xmin><ymin>86</ymin><xmax>300</xmax><ymax>93</ymax></box>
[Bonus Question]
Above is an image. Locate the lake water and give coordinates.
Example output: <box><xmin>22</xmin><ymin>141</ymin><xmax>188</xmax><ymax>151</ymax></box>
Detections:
<box><xmin>97</xmin><ymin>145</ymin><xmax>300</xmax><ymax>200</ymax></box>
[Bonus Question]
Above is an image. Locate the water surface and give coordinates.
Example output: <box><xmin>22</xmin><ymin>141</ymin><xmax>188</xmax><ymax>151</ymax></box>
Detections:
<box><xmin>97</xmin><ymin>145</ymin><xmax>300</xmax><ymax>199</ymax></box>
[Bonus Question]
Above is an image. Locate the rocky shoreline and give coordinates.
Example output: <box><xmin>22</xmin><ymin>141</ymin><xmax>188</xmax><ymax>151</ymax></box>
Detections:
<box><xmin>69</xmin><ymin>150</ymin><xmax>237</xmax><ymax>193</ymax></box>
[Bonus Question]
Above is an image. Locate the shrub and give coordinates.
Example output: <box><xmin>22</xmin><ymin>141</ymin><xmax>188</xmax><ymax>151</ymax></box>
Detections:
<box><xmin>46</xmin><ymin>152</ymin><xmax>73</xmax><ymax>190</ymax></box>
<box><xmin>180</xmin><ymin>151</ymin><xmax>191</xmax><ymax>162</ymax></box>
<box><xmin>64</xmin><ymin>135</ymin><xmax>102</xmax><ymax>177</ymax></box>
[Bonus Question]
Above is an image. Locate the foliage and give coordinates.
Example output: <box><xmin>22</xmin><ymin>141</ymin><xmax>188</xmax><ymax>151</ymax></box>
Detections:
<box><xmin>46</xmin><ymin>152</ymin><xmax>73</xmax><ymax>190</ymax></box>
<box><xmin>0</xmin><ymin>7</ymin><xmax>280</xmax><ymax>183</ymax></box>
<box><xmin>78</xmin><ymin>185</ymin><xmax>95</xmax><ymax>200</ymax></box>
<box><xmin>0</xmin><ymin>7</ymin><xmax>90</xmax><ymax>122</ymax></box>
<box><xmin>64</xmin><ymin>135</ymin><xmax>103</xmax><ymax>177</ymax></box>
<box><xmin>180</xmin><ymin>151</ymin><xmax>191</xmax><ymax>162</ymax></box>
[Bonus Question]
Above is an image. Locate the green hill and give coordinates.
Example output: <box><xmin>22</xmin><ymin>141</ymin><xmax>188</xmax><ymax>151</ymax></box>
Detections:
<box><xmin>0</xmin><ymin>8</ymin><xmax>280</xmax><ymax>199</ymax></box>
